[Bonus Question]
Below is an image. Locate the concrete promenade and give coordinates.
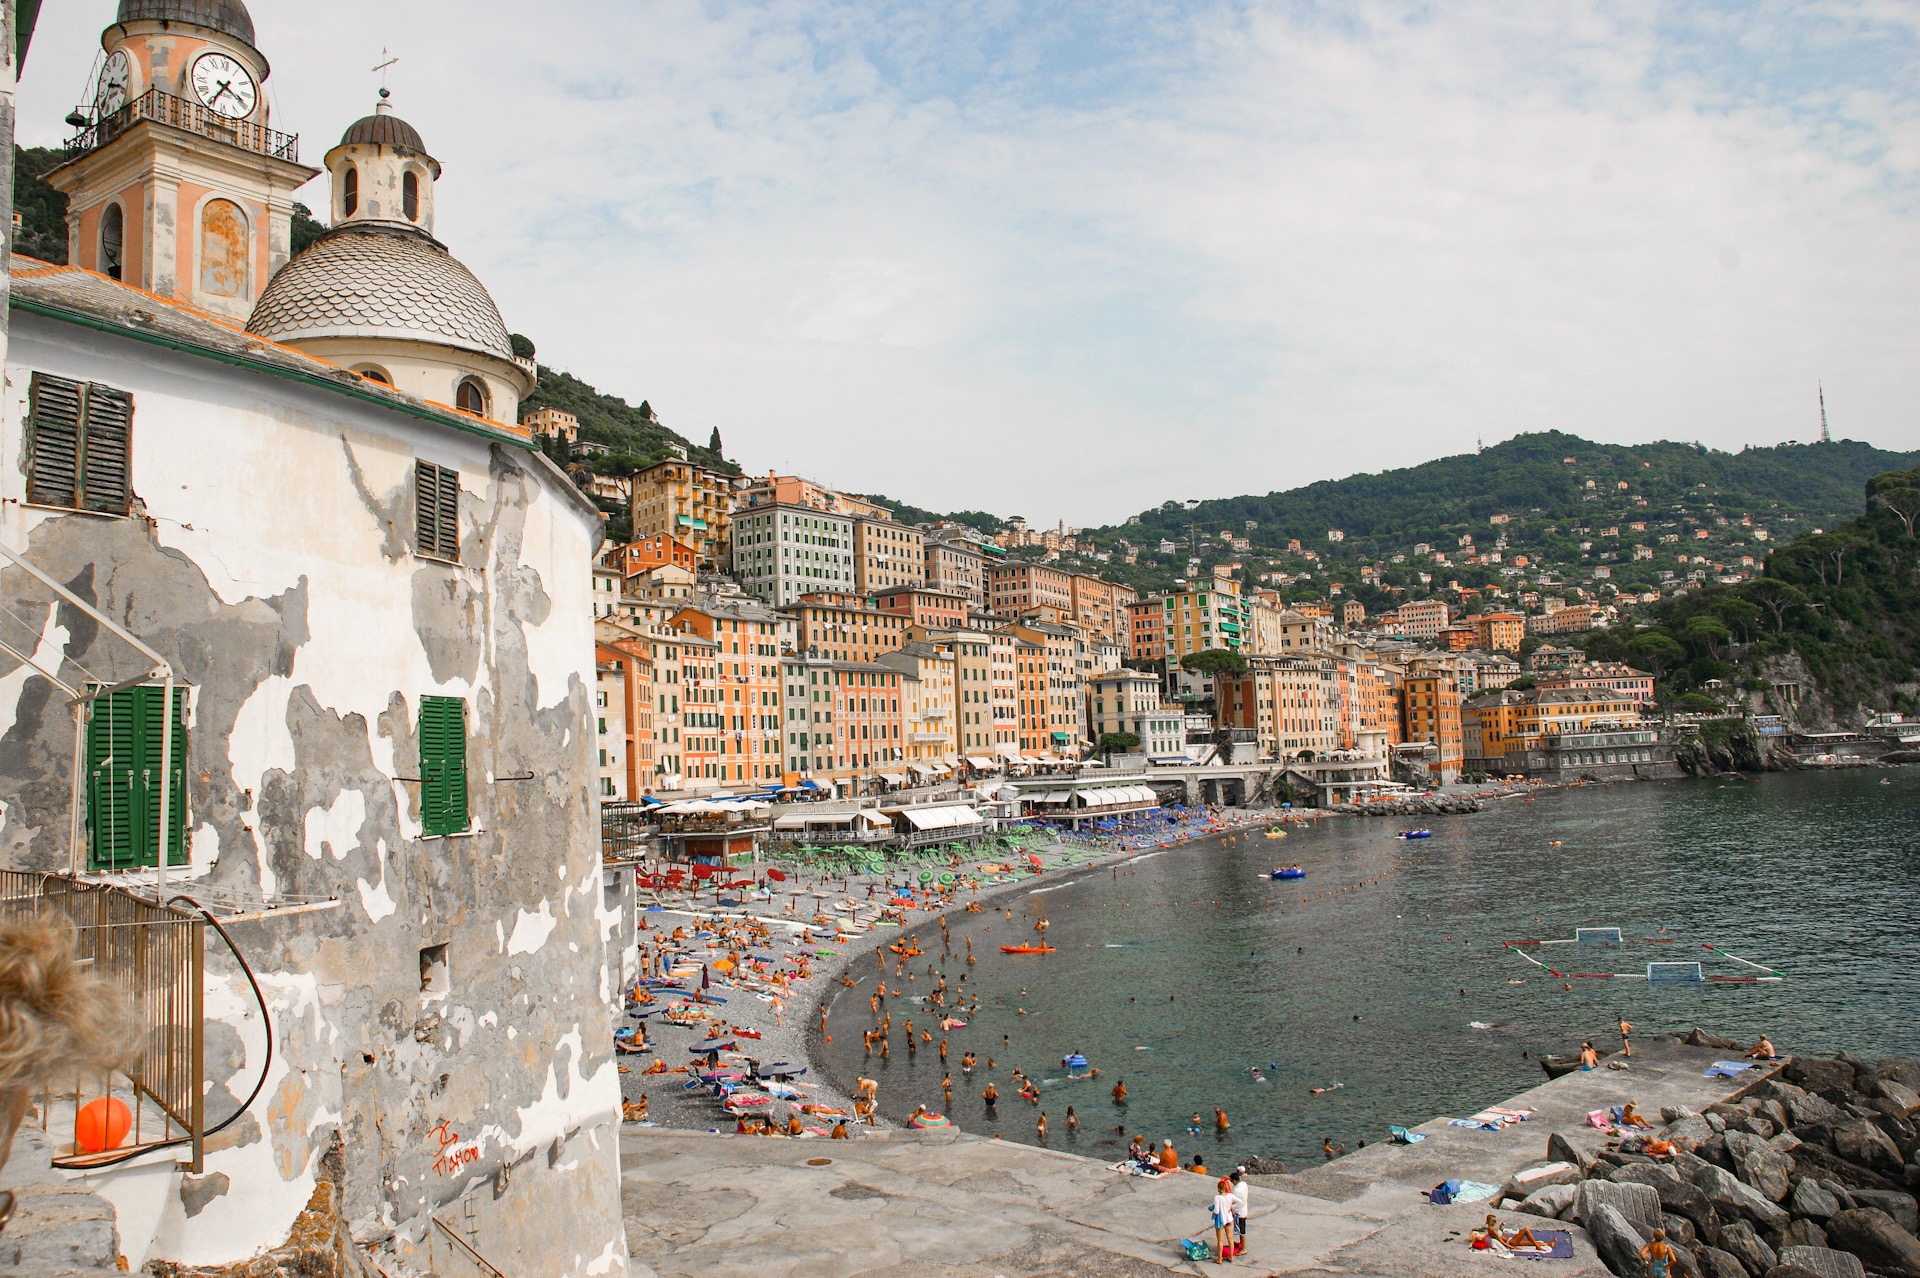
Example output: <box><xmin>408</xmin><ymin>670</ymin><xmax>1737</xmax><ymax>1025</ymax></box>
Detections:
<box><xmin>621</xmin><ymin>1036</ymin><xmax>1776</xmax><ymax>1276</ymax></box>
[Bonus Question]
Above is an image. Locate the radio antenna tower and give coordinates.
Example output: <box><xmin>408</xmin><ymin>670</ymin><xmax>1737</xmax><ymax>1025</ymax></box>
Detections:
<box><xmin>1818</xmin><ymin>383</ymin><xmax>1830</xmax><ymax>444</ymax></box>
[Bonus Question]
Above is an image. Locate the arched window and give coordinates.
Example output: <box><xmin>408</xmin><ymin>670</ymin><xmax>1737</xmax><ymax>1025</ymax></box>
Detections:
<box><xmin>353</xmin><ymin>364</ymin><xmax>391</xmax><ymax>385</ymax></box>
<box><xmin>198</xmin><ymin>199</ymin><xmax>247</xmax><ymax>298</ymax></box>
<box><xmin>342</xmin><ymin>165</ymin><xmax>358</xmax><ymax>217</ymax></box>
<box><xmin>99</xmin><ymin>204</ymin><xmax>124</xmax><ymax>280</ymax></box>
<box><xmin>455</xmin><ymin>377</ymin><xmax>488</xmax><ymax>417</ymax></box>
<box><xmin>402</xmin><ymin>170</ymin><xmax>419</xmax><ymax>221</ymax></box>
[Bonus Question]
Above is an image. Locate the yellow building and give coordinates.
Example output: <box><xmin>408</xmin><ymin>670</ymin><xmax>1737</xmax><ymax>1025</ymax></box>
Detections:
<box><xmin>852</xmin><ymin>515</ymin><xmax>926</xmax><ymax>594</ymax></box>
<box><xmin>1463</xmin><ymin>686</ymin><xmax>1642</xmax><ymax>767</ymax></box>
<box><xmin>1162</xmin><ymin>577</ymin><xmax>1253</xmax><ymax>658</ymax></box>
<box><xmin>877</xmin><ymin>642</ymin><xmax>957</xmax><ymax>766</ymax></box>
<box><xmin>630</xmin><ymin>459</ymin><xmax>736</xmax><ymax>568</ymax></box>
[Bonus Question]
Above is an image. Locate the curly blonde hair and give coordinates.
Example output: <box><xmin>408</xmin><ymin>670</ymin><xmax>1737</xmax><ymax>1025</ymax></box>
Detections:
<box><xmin>0</xmin><ymin>912</ymin><xmax>142</xmax><ymax>1090</ymax></box>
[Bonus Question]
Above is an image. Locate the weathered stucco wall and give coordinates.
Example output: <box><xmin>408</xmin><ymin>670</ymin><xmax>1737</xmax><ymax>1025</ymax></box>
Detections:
<box><xmin>0</xmin><ymin>316</ymin><xmax>626</xmax><ymax>1275</ymax></box>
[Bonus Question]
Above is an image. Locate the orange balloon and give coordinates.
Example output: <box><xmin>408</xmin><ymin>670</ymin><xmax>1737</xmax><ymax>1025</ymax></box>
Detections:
<box><xmin>75</xmin><ymin>1096</ymin><xmax>132</xmax><ymax>1153</ymax></box>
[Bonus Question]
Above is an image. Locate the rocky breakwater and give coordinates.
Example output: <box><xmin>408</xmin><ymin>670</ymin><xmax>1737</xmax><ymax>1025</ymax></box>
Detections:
<box><xmin>1326</xmin><ymin>793</ymin><xmax>1485</xmax><ymax>817</ymax></box>
<box><xmin>1509</xmin><ymin>1038</ymin><xmax>1920</xmax><ymax>1278</ymax></box>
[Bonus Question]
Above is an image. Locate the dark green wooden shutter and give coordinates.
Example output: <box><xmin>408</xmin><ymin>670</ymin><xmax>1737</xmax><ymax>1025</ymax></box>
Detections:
<box><xmin>26</xmin><ymin>373</ymin><xmax>83</xmax><ymax>509</ymax></box>
<box><xmin>79</xmin><ymin>384</ymin><xmax>133</xmax><ymax>515</ymax></box>
<box><xmin>414</xmin><ymin>461</ymin><xmax>460</xmax><ymax>561</ymax></box>
<box><xmin>85</xmin><ymin>685</ymin><xmax>187</xmax><ymax>870</ymax></box>
<box><xmin>419</xmin><ymin>695</ymin><xmax>468</xmax><ymax>837</ymax></box>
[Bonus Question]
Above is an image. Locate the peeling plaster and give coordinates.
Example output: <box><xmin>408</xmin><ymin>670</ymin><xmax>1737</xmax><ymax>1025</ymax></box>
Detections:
<box><xmin>507</xmin><ymin>900</ymin><xmax>558</xmax><ymax>956</ymax></box>
<box><xmin>303</xmin><ymin>789</ymin><xmax>365</xmax><ymax>860</ymax></box>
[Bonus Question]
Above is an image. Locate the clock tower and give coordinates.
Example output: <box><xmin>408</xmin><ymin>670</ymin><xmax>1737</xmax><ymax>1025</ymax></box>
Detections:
<box><xmin>45</xmin><ymin>1</ymin><xmax>319</xmax><ymax>320</ymax></box>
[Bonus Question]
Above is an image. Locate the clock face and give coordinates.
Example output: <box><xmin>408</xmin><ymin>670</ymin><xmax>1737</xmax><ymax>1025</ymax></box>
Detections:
<box><xmin>190</xmin><ymin>52</ymin><xmax>257</xmax><ymax>120</ymax></box>
<box><xmin>97</xmin><ymin>50</ymin><xmax>132</xmax><ymax>116</ymax></box>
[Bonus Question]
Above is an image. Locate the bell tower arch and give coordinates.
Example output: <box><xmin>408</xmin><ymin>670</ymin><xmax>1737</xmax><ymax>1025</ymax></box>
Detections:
<box><xmin>44</xmin><ymin>1</ymin><xmax>319</xmax><ymax>320</ymax></box>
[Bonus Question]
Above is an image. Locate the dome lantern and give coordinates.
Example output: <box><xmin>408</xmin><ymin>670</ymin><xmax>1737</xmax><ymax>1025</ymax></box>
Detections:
<box><xmin>325</xmin><ymin>89</ymin><xmax>441</xmax><ymax>236</ymax></box>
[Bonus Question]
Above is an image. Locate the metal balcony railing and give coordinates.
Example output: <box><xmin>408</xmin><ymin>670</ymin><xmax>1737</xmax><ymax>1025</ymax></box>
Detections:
<box><xmin>0</xmin><ymin>870</ymin><xmax>205</xmax><ymax>1169</ymax></box>
<box><xmin>71</xmin><ymin>87</ymin><xmax>300</xmax><ymax>162</ymax></box>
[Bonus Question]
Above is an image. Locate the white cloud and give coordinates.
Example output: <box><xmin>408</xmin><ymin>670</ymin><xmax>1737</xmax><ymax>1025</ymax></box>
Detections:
<box><xmin>18</xmin><ymin>1</ymin><xmax>1919</xmax><ymax>525</ymax></box>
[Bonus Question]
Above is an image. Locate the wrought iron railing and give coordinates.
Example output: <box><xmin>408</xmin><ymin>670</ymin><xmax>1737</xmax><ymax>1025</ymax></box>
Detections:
<box><xmin>71</xmin><ymin>87</ymin><xmax>300</xmax><ymax>162</ymax></box>
<box><xmin>0</xmin><ymin>870</ymin><xmax>204</xmax><ymax>1169</ymax></box>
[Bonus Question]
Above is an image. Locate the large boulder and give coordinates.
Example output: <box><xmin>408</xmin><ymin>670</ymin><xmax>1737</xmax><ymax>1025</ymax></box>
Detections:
<box><xmin>1727</xmin><ymin>1130</ymin><xmax>1795</xmax><ymax>1202</ymax></box>
<box><xmin>1780</xmin><ymin>1219</ymin><xmax>1828</xmax><ymax>1250</ymax></box>
<box><xmin>1718</xmin><ymin>1220</ymin><xmax>1780</xmax><ymax>1276</ymax></box>
<box><xmin>1614</xmin><ymin>1163</ymin><xmax>1718</xmax><ymax>1234</ymax></box>
<box><xmin>1696</xmin><ymin>1163</ymin><xmax>1791</xmax><ymax>1230</ymax></box>
<box><xmin>1733</xmin><ymin>1115</ymin><xmax>1780</xmax><ymax>1140</ymax></box>
<box><xmin>1662</xmin><ymin>1115</ymin><xmax>1720</xmax><ymax>1151</ymax></box>
<box><xmin>1688</xmin><ymin>1028</ymin><xmax>1744</xmax><ymax>1050</ymax></box>
<box><xmin>1848</xmin><ymin>1187</ymin><xmax>1919</xmax><ymax>1236</ymax></box>
<box><xmin>1662</xmin><ymin>1213</ymin><xmax>1700</xmax><ymax>1248</ymax></box>
<box><xmin>1787</xmin><ymin>1059</ymin><xmax>1859</xmax><ymax>1096</ymax></box>
<box><xmin>1875</xmin><ymin>1059</ymin><xmax>1920</xmax><ymax>1092</ymax></box>
<box><xmin>1699</xmin><ymin>1246</ymin><xmax>1751</xmax><ymax>1278</ymax></box>
<box><xmin>1516</xmin><ymin>1182</ymin><xmax>1579</xmax><ymax>1220</ymax></box>
<box><xmin>1548</xmin><ymin>1130</ymin><xmax>1594</xmax><ymax>1174</ymax></box>
<box><xmin>1776</xmin><ymin>1245</ymin><xmax>1866</xmax><ymax>1278</ymax></box>
<box><xmin>1825</xmin><ymin>1207</ymin><xmax>1920</xmax><ymax>1278</ymax></box>
<box><xmin>1793</xmin><ymin>1142</ymin><xmax>1899</xmax><ymax>1191</ymax></box>
<box><xmin>1507</xmin><ymin>1161</ymin><xmax>1582</xmax><ymax>1199</ymax></box>
<box><xmin>1819</xmin><ymin>1180</ymin><xmax>1859</xmax><ymax>1210</ymax></box>
<box><xmin>1790</xmin><ymin>1177</ymin><xmax>1842</xmax><ymax>1220</ymax></box>
<box><xmin>1574</xmin><ymin>1178</ymin><xmax>1665</xmax><ymax>1238</ymax></box>
<box><xmin>1873</xmin><ymin>1080</ymin><xmax>1920</xmax><ymax>1118</ymax></box>
<box><xmin>1589</xmin><ymin>1202</ymin><xmax>1650</xmax><ymax>1278</ymax></box>
<box><xmin>1833</xmin><ymin>1119</ymin><xmax>1906</xmax><ymax>1174</ymax></box>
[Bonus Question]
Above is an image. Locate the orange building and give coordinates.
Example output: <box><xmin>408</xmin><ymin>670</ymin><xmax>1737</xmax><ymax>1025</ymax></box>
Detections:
<box><xmin>781</xmin><ymin>657</ymin><xmax>905</xmax><ymax>785</ymax></box>
<box><xmin>1398</xmin><ymin>673</ymin><xmax>1463</xmax><ymax>783</ymax></box>
<box><xmin>1437</xmin><ymin>624</ymin><xmax>1477</xmax><ymax>652</ymax></box>
<box><xmin>1128</xmin><ymin>598</ymin><xmax>1166</xmax><ymax>663</ymax></box>
<box><xmin>1067</xmin><ymin>573</ymin><xmax>1135</xmax><ymax>643</ymax></box>
<box><xmin>607</xmin><ymin>533</ymin><xmax>695</xmax><ymax>581</ymax></box>
<box><xmin>670</xmin><ymin>591</ymin><xmax>785</xmax><ymax>787</ymax></box>
<box><xmin>1471</xmin><ymin>611</ymin><xmax>1526</xmax><ymax>652</ymax></box>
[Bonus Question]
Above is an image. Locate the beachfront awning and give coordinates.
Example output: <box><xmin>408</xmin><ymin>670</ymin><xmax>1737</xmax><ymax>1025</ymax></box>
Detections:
<box><xmin>897</xmin><ymin>805</ymin><xmax>982</xmax><ymax>831</ymax></box>
<box><xmin>1031</xmin><ymin>790</ymin><xmax>1071</xmax><ymax>805</ymax></box>
<box><xmin>878</xmin><ymin>772</ymin><xmax>910</xmax><ymax>785</ymax></box>
<box><xmin>908</xmin><ymin>764</ymin><xmax>935</xmax><ymax>778</ymax></box>
<box><xmin>965</xmin><ymin>756</ymin><xmax>997</xmax><ymax>769</ymax></box>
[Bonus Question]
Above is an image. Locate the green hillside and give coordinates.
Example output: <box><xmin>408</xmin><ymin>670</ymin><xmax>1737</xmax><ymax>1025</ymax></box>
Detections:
<box><xmin>1582</xmin><ymin>465</ymin><xmax>1920</xmax><ymax>724</ymax></box>
<box><xmin>13</xmin><ymin>145</ymin><xmax>72</xmax><ymax>263</ymax></box>
<box><xmin>1108</xmin><ymin>432</ymin><xmax>1920</xmax><ymax>549</ymax></box>
<box><xmin>519</xmin><ymin>366</ymin><xmax>732</xmax><ymax>474</ymax></box>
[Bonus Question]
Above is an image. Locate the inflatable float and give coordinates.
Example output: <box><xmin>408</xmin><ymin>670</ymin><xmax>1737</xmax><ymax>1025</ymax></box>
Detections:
<box><xmin>908</xmin><ymin>1112</ymin><xmax>952</xmax><ymax>1129</ymax></box>
<box><xmin>999</xmin><ymin>944</ymin><xmax>1056</xmax><ymax>954</ymax></box>
<box><xmin>1270</xmin><ymin>867</ymin><xmax>1305</xmax><ymax>880</ymax></box>
<box><xmin>1395</xmin><ymin>829</ymin><xmax>1433</xmax><ymax>840</ymax></box>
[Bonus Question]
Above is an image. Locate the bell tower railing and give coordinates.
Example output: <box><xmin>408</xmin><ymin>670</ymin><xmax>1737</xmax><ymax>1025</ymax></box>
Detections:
<box><xmin>69</xmin><ymin>87</ymin><xmax>300</xmax><ymax>162</ymax></box>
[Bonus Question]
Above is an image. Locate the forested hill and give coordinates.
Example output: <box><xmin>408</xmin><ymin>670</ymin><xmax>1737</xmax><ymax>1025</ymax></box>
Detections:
<box><xmin>1101</xmin><ymin>432</ymin><xmax>1920</xmax><ymax>550</ymax></box>
<box><xmin>519</xmin><ymin>366</ymin><xmax>732</xmax><ymax>473</ymax></box>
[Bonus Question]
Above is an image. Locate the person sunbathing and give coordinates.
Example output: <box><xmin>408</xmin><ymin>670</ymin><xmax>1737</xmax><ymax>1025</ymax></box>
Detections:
<box><xmin>1747</xmin><ymin>1035</ymin><xmax>1776</xmax><ymax>1059</ymax></box>
<box><xmin>1474</xmin><ymin>1214</ymin><xmax>1545</xmax><ymax>1251</ymax></box>
<box><xmin>1620</xmin><ymin>1101</ymin><xmax>1654</xmax><ymax>1129</ymax></box>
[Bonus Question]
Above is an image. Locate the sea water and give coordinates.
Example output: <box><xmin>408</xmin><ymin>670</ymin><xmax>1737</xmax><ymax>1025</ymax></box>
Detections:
<box><xmin>817</xmin><ymin>768</ymin><xmax>1920</xmax><ymax>1167</ymax></box>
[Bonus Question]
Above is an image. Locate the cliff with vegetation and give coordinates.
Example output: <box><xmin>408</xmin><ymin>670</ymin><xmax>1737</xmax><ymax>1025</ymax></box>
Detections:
<box><xmin>1584</xmin><ymin>466</ymin><xmax>1920</xmax><ymax>731</ymax></box>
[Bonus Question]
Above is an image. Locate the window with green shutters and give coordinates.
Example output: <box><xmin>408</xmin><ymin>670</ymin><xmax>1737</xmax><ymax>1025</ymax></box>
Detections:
<box><xmin>85</xmin><ymin>685</ymin><xmax>188</xmax><ymax>870</ymax></box>
<box><xmin>418</xmin><ymin>695</ymin><xmax>469</xmax><ymax>837</ymax></box>
<box><xmin>26</xmin><ymin>373</ymin><xmax>134</xmax><ymax>515</ymax></box>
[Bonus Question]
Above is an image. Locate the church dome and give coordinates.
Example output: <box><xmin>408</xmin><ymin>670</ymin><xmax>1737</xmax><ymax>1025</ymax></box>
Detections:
<box><xmin>116</xmin><ymin>0</ymin><xmax>255</xmax><ymax>45</ymax></box>
<box><xmin>340</xmin><ymin>111</ymin><xmax>427</xmax><ymax>154</ymax></box>
<box><xmin>247</xmin><ymin>226</ymin><xmax>514</xmax><ymax>362</ymax></box>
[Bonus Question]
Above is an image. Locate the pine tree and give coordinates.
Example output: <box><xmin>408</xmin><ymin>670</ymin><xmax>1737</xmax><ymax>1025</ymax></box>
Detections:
<box><xmin>708</xmin><ymin>427</ymin><xmax>724</xmax><ymax>457</ymax></box>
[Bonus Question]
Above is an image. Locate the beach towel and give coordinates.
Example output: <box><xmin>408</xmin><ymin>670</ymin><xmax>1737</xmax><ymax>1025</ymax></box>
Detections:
<box><xmin>1430</xmin><ymin>1180</ymin><xmax>1463</xmax><ymax>1205</ymax></box>
<box><xmin>1495</xmin><ymin>1229</ymin><xmax>1574</xmax><ymax>1260</ymax></box>
<box><xmin>1454</xmin><ymin>1181</ymin><xmax>1503</xmax><ymax>1204</ymax></box>
<box><xmin>1389</xmin><ymin>1125</ymin><xmax>1426</xmax><ymax>1145</ymax></box>
<box><xmin>1704</xmin><ymin>1060</ymin><xmax>1754</xmax><ymax>1079</ymax></box>
<box><xmin>1586</xmin><ymin>1110</ymin><xmax>1611</xmax><ymax>1129</ymax></box>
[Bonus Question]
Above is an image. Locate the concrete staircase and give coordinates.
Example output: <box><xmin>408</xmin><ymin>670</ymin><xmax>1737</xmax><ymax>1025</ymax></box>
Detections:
<box><xmin>0</xmin><ymin>1126</ymin><xmax>123</xmax><ymax>1275</ymax></box>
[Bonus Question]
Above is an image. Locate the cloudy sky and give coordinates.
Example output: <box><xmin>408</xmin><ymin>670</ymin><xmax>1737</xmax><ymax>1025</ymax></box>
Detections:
<box><xmin>20</xmin><ymin>2</ymin><xmax>1920</xmax><ymax>524</ymax></box>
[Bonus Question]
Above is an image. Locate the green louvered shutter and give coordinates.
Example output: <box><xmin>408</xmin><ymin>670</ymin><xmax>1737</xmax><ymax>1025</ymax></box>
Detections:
<box><xmin>419</xmin><ymin>696</ymin><xmax>469</xmax><ymax>837</ymax></box>
<box><xmin>26</xmin><ymin>373</ymin><xmax>83</xmax><ymax>509</ymax></box>
<box><xmin>85</xmin><ymin>685</ymin><xmax>187</xmax><ymax>870</ymax></box>
<box><xmin>79</xmin><ymin>384</ymin><xmax>134</xmax><ymax>515</ymax></box>
<box><xmin>414</xmin><ymin>461</ymin><xmax>460</xmax><ymax>562</ymax></box>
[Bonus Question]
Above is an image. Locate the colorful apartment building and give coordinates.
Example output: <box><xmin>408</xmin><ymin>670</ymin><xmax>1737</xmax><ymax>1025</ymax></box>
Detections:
<box><xmin>1394</xmin><ymin>598</ymin><xmax>1451</xmax><ymax>638</ymax></box>
<box><xmin>1471</xmin><ymin>610</ymin><xmax>1526</xmax><ymax>652</ymax></box>
<box><xmin>878</xmin><ymin>642</ymin><xmax>958</xmax><ymax>764</ymax></box>
<box><xmin>629</xmin><ymin>459</ymin><xmax>736</xmax><ymax>568</ymax></box>
<box><xmin>1398</xmin><ymin>672</ymin><xmax>1464</xmax><ymax>783</ymax></box>
<box><xmin>1162</xmin><ymin>578</ymin><xmax>1253</xmax><ymax>658</ymax></box>
<box><xmin>1128</xmin><ymin>598</ymin><xmax>1167</xmax><ymax>662</ymax></box>
<box><xmin>988</xmin><ymin>560</ymin><xmax>1073</xmax><ymax>618</ymax></box>
<box><xmin>1220</xmin><ymin>655</ymin><xmax>1341</xmax><ymax>759</ymax></box>
<box><xmin>923</xmin><ymin>529</ymin><xmax>991</xmax><ymax>606</ymax></box>
<box><xmin>1536</xmin><ymin>661</ymin><xmax>1655</xmax><ymax>704</ymax></box>
<box><xmin>670</xmin><ymin>589</ymin><xmax>785</xmax><ymax>786</ymax></box>
<box><xmin>907</xmin><ymin>625</ymin><xmax>1019</xmax><ymax>755</ymax></box>
<box><xmin>731</xmin><ymin>502</ymin><xmax>856</xmax><ymax>605</ymax></box>
<box><xmin>594</xmin><ymin>643</ymin><xmax>630</xmax><ymax>799</ymax></box>
<box><xmin>1088</xmin><ymin>670</ymin><xmax>1184</xmax><ymax>758</ymax></box>
<box><xmin>1068</xmin><ymin>572</ymin><xmax>1137</xmax><ymax>643</ymax></box>
<box><xmin>781</xmin><ymin>657</ymin><xmax>905</xmax><ymax>785</ymax></box>
<box><xmin>851</xmin><ymin>515</ymin><xmax>926</xmax><ymax>594</ymax></box>
<box><xmin>782</xmin><ymin>592</ymin><xmax>910</xmax><ymax>662</ymax></box>
<box><xmin>1008</xmin><ymin>619</ymin><xmax>1086</xmax><ymax>756</ymax></box>
<box><xmin>875</xmin><ymin>585</ymin><xmax>970</xmax><ymax>631</ymax></box>
<box><xmin>607</xmin><ymin>533</ymin><xmax>696</xmax><ymax>582</ymax></box>
<box><xmin>1463</xmin><ymin>686</ymin><xmax>1647</xmax><ymax>773</ymax></box>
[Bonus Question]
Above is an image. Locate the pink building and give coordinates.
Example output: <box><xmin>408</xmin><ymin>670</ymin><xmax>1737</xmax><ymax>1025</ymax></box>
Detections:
<box><xmin>1537</xmin><ymin>662</ymin><xmax>1655</xmax><ymax>704</ymax></box>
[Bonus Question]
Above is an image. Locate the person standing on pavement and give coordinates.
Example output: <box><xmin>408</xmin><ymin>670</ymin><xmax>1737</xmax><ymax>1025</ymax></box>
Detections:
<box><xmin>1618</xmin><ymin>1016</ymin><xmax>1633</xmax><ymax>1058</ymax></box>
<box><xmin>1230</xmin><ymin>1168</ymin><xmax>1250</xmax><ymax>1257</ymax></box>
<box><xmin>1211</xmin><ymin>1177</ymin><xmax>1238</xmax><ymax>1263</ymax></box>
